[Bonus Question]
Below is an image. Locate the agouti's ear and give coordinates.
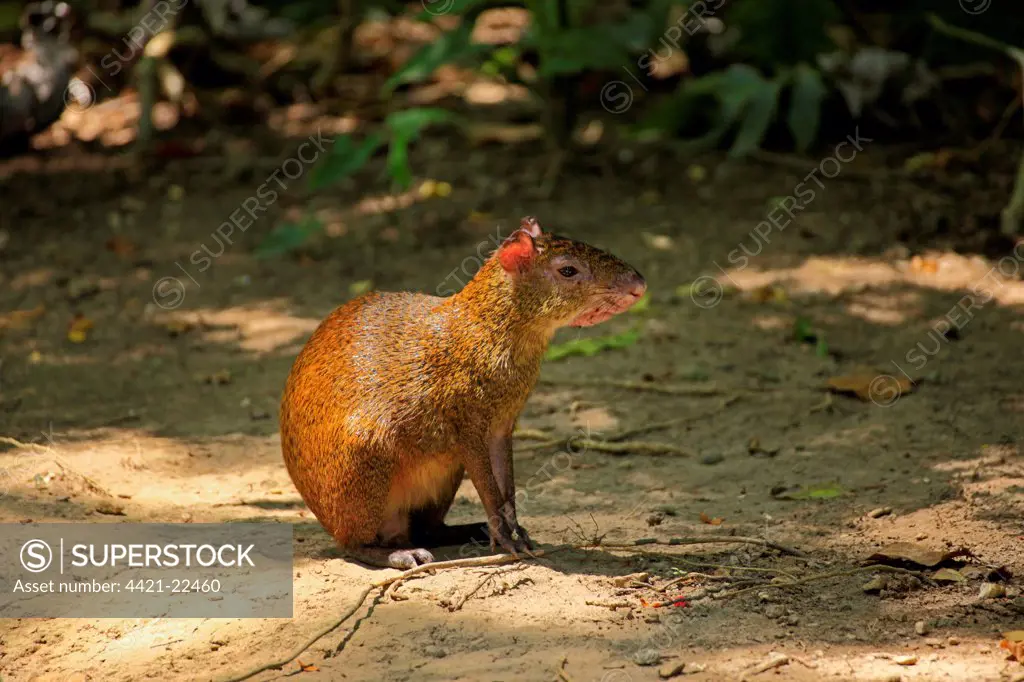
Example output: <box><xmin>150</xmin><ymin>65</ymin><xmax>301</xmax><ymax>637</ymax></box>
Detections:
<box><xmin>520</xmin><ymin>216</ymin><xmax>542</xmax><ymax>238</ymax></box>
<box><xmin>498</xmin><ymin>229</ymin><xmax>538</xmax><ymax>273</ymax></box>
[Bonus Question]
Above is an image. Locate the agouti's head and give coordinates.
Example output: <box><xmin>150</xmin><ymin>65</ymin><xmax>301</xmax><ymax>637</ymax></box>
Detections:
<box><xmin>496</xmin><ymin>217</ymin><xmax>646</xmax><ymax>328</ymax></box>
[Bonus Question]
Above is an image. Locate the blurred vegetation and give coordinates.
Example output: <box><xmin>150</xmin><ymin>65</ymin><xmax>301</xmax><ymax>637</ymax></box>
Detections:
<box><xmin>3</xmin><ymin>0</ymin><xmax>1024</xmax><ymax>242</ymax></box>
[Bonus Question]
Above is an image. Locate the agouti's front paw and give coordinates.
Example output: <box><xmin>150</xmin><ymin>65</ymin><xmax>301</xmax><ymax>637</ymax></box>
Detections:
<box><xmin>490</xmin><ymin>527</ymin><xmax>533</xmax><ymax>556</ymax></box>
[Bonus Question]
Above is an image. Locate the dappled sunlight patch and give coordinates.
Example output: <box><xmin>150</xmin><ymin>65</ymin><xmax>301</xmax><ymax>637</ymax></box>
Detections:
<box><xmin>751</xmin><ymin>313</ymin><xmax>791</xmax><ymax>331</ymax></box>
<box><xmin>149</xmin><ymin>301</ymin><xmax>320</xmax><ymax>354</ymax></box>
<box><xmin>715</xmin><ymin>252</ymin><xmax>1024</xmax><ymax>309</ymax></box>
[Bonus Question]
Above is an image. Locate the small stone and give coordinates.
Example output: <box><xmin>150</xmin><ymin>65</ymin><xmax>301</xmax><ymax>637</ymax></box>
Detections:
<box><xmin>646</xmin><ymin>512</ymin><xmax>665</xmax><ymax>527</ymax></box>
<box><xmin>764</xmin><ymin>604</ymin><xmax>786</xmax><ymax>619</ymax></box>
<box><xmin>699</xmin><ymin>452</ymin><xmax>724</xmax><ymax>466</ymax></box>
<box><xmin>924</xmin><ymin>638</ymin><xmax>944</xmax><ymax>648</ymax></box>
<box><xmin>893</xmin><ymin>654</ymin><xmax>918</xmax><ymax>666</ymax></box>
<box><xmin>914</xmin><ymin>620</ymin><xmax>930</xmax><ymax>635</ymax></box>
<box><xmin>867</xmin><ymin>507</ymin><xmax>893</xmax><ymax>518</ymax></box>
<box><xmin>862</xmin><ymin>575</ymin><xmax>888</xmax><ymax>593</ymax></box>
<box><xmin>947</xmin><ymin>636</ymin><xmax>960</xmax><ymax>646</ymax></box>
<box><xmin>979</xmin><ymin>582</ymin><xmax>1006</xmax><ymax>600</ymax></box>
<box><xmin>784</xmin><ymin>614</ymin><xmax>800</xmax><ymax>627</ymax></box>
<box><xmin>634</xmin><ymin>649</ymin><xmax>661</xmax><ymax>666</ymax></box>
<box><xmin>658</xmin><ymin>661</ymin><xmax>687</xmax><ymax>679</ymax></box>
<box><xmin>423</xmin><ymin>645</ymin><xmax>447</xmax><ymax>658</ymax></box>
<box><xmin>757</xmin><ymin>591</ymin><xmax>774</xmax><ymax>602</ymax></box>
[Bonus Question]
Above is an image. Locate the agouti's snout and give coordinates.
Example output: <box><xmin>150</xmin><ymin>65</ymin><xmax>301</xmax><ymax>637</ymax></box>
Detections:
<box><xmin>621</xmin><ymin>270</ymin><xmax>646</xmax><ymax>300</ymax></box>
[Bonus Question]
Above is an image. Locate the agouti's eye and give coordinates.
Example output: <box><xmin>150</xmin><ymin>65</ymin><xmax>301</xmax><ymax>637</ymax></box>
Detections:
<box><xmin>558</xmin><ymin>266</ymin><xmax>578</xmax><ymax>278</ymax></box>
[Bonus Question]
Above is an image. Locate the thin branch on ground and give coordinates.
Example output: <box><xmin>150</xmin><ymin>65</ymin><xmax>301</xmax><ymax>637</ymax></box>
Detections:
<box><xmin>607</xmin><ymin>396</ymin><xmax>741</xmax><ymax>442</ymax></box>
<box><xmin>598</xmin><ymin>536</ymin><xmax>807</xmax><ymax>558</ymax></box>
<box><xmin>710</xmin><ymin>564</ymin><xmax>929</xmax><ymax>601</ymax></box>
<box><xmin>449</xmin><ymin>566</ymin><xmax>528</xmax><ymax>612</ymax></box>
<box><xmin>216</xmin><ymin>549</ymin><xmax>560</xmax><ymax>682</ymax></box>
<box><xmin>537</xmin><ymin>377</ymin><xmax>723</xmax><ymax>396</ymax></box>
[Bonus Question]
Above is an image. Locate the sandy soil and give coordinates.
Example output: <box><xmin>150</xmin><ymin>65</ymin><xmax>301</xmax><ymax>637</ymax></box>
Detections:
<box><xmin>1</xmin><ymin>130</ymin><xmax>1023</xmax><ymax>682</ymax></box>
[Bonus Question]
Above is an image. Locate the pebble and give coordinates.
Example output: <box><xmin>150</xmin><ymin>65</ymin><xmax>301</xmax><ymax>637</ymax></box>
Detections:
<box><xmin>764</xmin><ymin>604</ymin><xmax>786</xmax><ymax>619</ymax></box>
<box><xmin>634</xmin><ymin>649</ymin><xmax>661</xmax><ymax>666</ymax></box>
<box><xmin>979</xmin><ymin>582</ymin><xmax>1006</xmax><ymax>599</ymax></box>
<box><xmin>658</xmin><ymin>661</ymin><xmax>687</xmax><ymax>678</ymax></box>
<box><xmin>699</xmin><ymin>453</ymin><xmax>724</xmax><ymax>466</ymax></box>
<box><xmin>947</xmin><ymin>636</ymin><xmax>960</xmax><ymax>646</ymax></box>
<box><xmin>423</xmin><ymin>645</ymin><xmax>447</xmax><ymax>658</ymax></box>
<box><xmin>862</xmin><ymin>575</ymin><xmax>888</xmax><ymax>593</ymax></box>
<box><xmin>914</xmin><ymin>620</ymin><xmax>930</xmax><ymax>636</ymax></box>
<box><xmin>867</xmin><ymin>507</ymin><xmax>893</xmax><ymax>518</ymax></box>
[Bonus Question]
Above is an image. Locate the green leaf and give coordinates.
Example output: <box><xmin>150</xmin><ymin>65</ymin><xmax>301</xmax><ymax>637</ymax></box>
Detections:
<box><xmin>725</xmin><ymin>0</ymin><xmax>839</xmax><ymax>68</ymax></box>
<box><xmin>255</xmin><ymin>216</ymin><xmax>323</xmax><ymax>258</ymax></box>
<box><xmin>545</xmin><ymin>327</ymin><xmax>641</xmax><ymax>362</ymax></box>
<box><xmin>792</xmin><ymin>316</ymin><xmax>816</xmax><ymax>343</ymax></box>
<box><xmin>815</xmin><ymin>337</ymin><xmax>830</xmax><ymax>358</ymax></box>
<box><xmin>774</xmin><ymin>482</ymin><xmax>844</xmax><ymax>500</ymax></box>
<box><xmin>729</xmin><ymin>77</ymin><xmax>782</xmax><ymax>158</ymax></box>
<box><xmin>386</xmin><ymin>134</ymin><xmax>412</xmax><ymax>189</ymax></box>
<box><xmin>383</xmin><ymin>108</ymin><xmax>455</xmax><ymax>189</ymax></box>
<box><xmin>629</xmin><ymin>293</ymin><xmax>652</xmax><ymax>315</ymax></box>
<box><xmin>537</xmin><ymin>17</ymin><xmax>654</xmax><ymax>77</ymax></box>
<box><xmin>308</xmin><ymin>133</ymin><xmax>386</xmax><ymax>190</ymax></box>
<box><xmin>385</xmin><ymin>108</ymin><xmax>455</xmax><ymax>138</ymax></box>
<box><xmin>383</xmin><ymin>25</ymin><xmax>488</xmax><ymax>92</ymax></box>
<box><xmin>787</xmin><ymin>63</ymin><xmax>827</xmax><ymax>152</ymax></box>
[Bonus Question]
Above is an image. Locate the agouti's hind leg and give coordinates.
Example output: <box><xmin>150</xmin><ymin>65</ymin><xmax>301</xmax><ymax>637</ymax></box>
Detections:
<box><xmin>409</xmin><ymin>466</ymin><xmax>490</xmax><ymax>548</ymax></box>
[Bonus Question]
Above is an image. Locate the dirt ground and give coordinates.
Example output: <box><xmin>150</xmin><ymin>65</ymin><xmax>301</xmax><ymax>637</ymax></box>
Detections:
<box><xmin>1</xmin><ymin>122</ymin><xmax>1023</xmax><ymax>682</ymax></box>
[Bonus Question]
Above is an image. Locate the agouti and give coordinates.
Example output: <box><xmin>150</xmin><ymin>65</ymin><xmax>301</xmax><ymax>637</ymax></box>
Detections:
<box><xmin>280</xmin><ymin>217</ymin><xmax>646</xmax><ymax>568</ymax></box>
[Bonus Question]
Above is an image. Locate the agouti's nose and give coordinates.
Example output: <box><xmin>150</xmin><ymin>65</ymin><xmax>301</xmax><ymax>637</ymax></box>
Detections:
<box><xmin>624</xmin><ymin>272</ymin><xmax>646</xmax><ymax>298</ymax></box>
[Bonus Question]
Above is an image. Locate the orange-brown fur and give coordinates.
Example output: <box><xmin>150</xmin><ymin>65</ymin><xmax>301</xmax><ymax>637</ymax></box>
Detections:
<box><xmin>279</xmin><ymin>218</ymin><xmax>644</xmax><ymax>559</ymax></box>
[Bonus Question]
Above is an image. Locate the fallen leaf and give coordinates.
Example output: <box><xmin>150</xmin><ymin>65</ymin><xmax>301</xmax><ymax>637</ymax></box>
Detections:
<box><xmin>932</xmin><ymin>568</ymin><xmax>966</xmax><ymax>583</ymax></box>
<box><xmin>95</xmin><ymin>502</ymin><xmax>125</xmax><ymax>516</ymax></box>
<box><xmin>202</xmin><ymin>369</ymin><xmax>232</xmax><ymax>385</ymax></box>
<box><xmin>865</xmin><ymin>543</ymin><xmax>972</xmax><ymax>568</ymax></box>
<box><xmin>545</xmin><ymin>326</ymin><xmax>640</xmax><ymax>362</ymax></box>
<box><xmin>1000</xmin><ymin>638</ymin><xmax>1024</xmax><ymax>664</ymax></box>
<box><xmin>772</xmin><ymin>483</ymin><xmax>844</xmax><ymax>500</ymax></box>
<box><xmin>641</xmin><ymin>232</ymin><xmax>674</xmax><ymax>251</ymax></box>
<box><xmin>67</xmin><ymin>315</ymin><xmax>94</xmax><ymax>343</ymax></box>
<box><xmin>699</xmin><ymin>512</ymin><xmax>724</xmax><ymax>525</ymax></box>
<box><xmin>826</xmin><ymin>373</ymin><xmax>914</xmax><ymax>402</ymax></box>
<box><xmin>910</xmin><ymin>255</ymin><xmax>939</xmax><ymax>274</ymax></box>
<box><xmin>105</xmin><ymin>236</ymin><xmax>137</xmax><ymax>257</ymax></box>
<box><xmin>0</xmin><ymin>305</ymin><xmax>46</xmax><ymax>331</ymax></box>
<box><xmin>466</xmin><ymin>122</ymin><xmax>544</xmax><ymax>145</ymax></box>
<box><xmin>165</xmin><ymin>320</ymin><xmax>194</xmax><ymax>337</ymax></box>
<box><xmin>297</xmin><ymin>660</ymin><xmax>320</xmax><ymax>672</ymax></box>
<box><xmin>748</xmin><ymin>284</ymin><xmax>787</xmax><ymax>304</ymax></box>
<box><xmin>348</xmin><ymin>280</ymin><xmax>373</xmax><ymax>297</ymax></box>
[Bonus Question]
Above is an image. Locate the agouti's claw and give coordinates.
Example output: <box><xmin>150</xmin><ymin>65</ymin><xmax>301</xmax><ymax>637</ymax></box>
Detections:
<box><xmin>515</xmin><ymin>525</ymin><xmax>534</xmax><ymax>550</ymax></box>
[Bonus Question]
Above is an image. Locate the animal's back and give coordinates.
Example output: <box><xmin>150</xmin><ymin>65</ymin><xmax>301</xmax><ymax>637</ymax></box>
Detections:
<box><xmin>279</xmin><ymin>291</ymin><xmax>449</xmax><ymax>543</ymax></box>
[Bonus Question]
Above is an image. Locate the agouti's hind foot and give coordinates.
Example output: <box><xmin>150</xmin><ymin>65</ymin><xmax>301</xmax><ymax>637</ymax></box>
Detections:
<box><xmin>346</xmin><ymin>547</ymin><xmax>435</xmax><ymax>569</ymax></box>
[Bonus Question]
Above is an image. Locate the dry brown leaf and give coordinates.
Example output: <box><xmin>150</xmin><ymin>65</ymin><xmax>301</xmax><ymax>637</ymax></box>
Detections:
<box><xmin>298</xmin><ymin>660</ymin><xmax>320</xmax><ymax>672</ymax></box>
<box><xmin>106</xmin><ymin>235</ymin><xmax>137</xmax><ymax>257</ymax></box>
<box><xmin>826</xmin><ymin>374</ymin><xmax>914</xmax><ymax>402</ymax></box>
<box><xmin>748</xmin><ymin>284</ymin><xmax>787</xmax><ymax>304</ymax></box>
<box><xmin>910</xmin><ymin>255</ymin><xmax>939</xmax><ymax>274</ymax></box>
<box><xmin>1000</xmin><ymin>636</ymin><xmax>1024</xmax><ymax>663</ymax></box>
<box><xmin>699</xmin><ymin>512</ymin><xmax>724</xmax><ymax>526</ymax></box>
<box><xmin>67</xmin><ymin>314</ymin><xmax>94</xmax><ymax>343</ymax></box>
<box><xmin>95</xmin><ymin>502</ymin><xmax>125</xmax><ymax>516</ymax></box>
<box><xmin>865</xmin><ymin>543</ymin><xmax>971</xmax><ymax>568</ymax></box>
<box><xmin>0</xmin><ymin>305</ymin><xmax>46</xmax><ymax>331</ymax></box>
<box><xmin>466</xmin><ymin>122</ymin><xmax>544</xmax><ymax>145</ymax></box>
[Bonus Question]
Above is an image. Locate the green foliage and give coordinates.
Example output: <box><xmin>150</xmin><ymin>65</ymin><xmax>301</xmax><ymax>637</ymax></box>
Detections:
<box><xmin>255</xmin><ymin>214</ymin><xmax>323</xmax><ymax>258</ymax></box>
<box><xmin>384</xmin><ymin>23</ymin><xmax>490</xmax><ymax>93</ymax></box>
<box><xmin>643</xmin><ymin>62</ymin><xmax>829</xmax><ymax>156</ymax></box>
<box><xmin>725</xmin><ymin>0</ymin><xmax>839</xmax><ymax>69</ymax></box>
<box><xmin>545</xmin><ymin>325</ymin><xmax>641</xmax><ymax>361</ymax></box>
<box><xmin>308</xmin><ymin>107</ymin><xmax>455</xmax><ymax>191</ymax></box>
